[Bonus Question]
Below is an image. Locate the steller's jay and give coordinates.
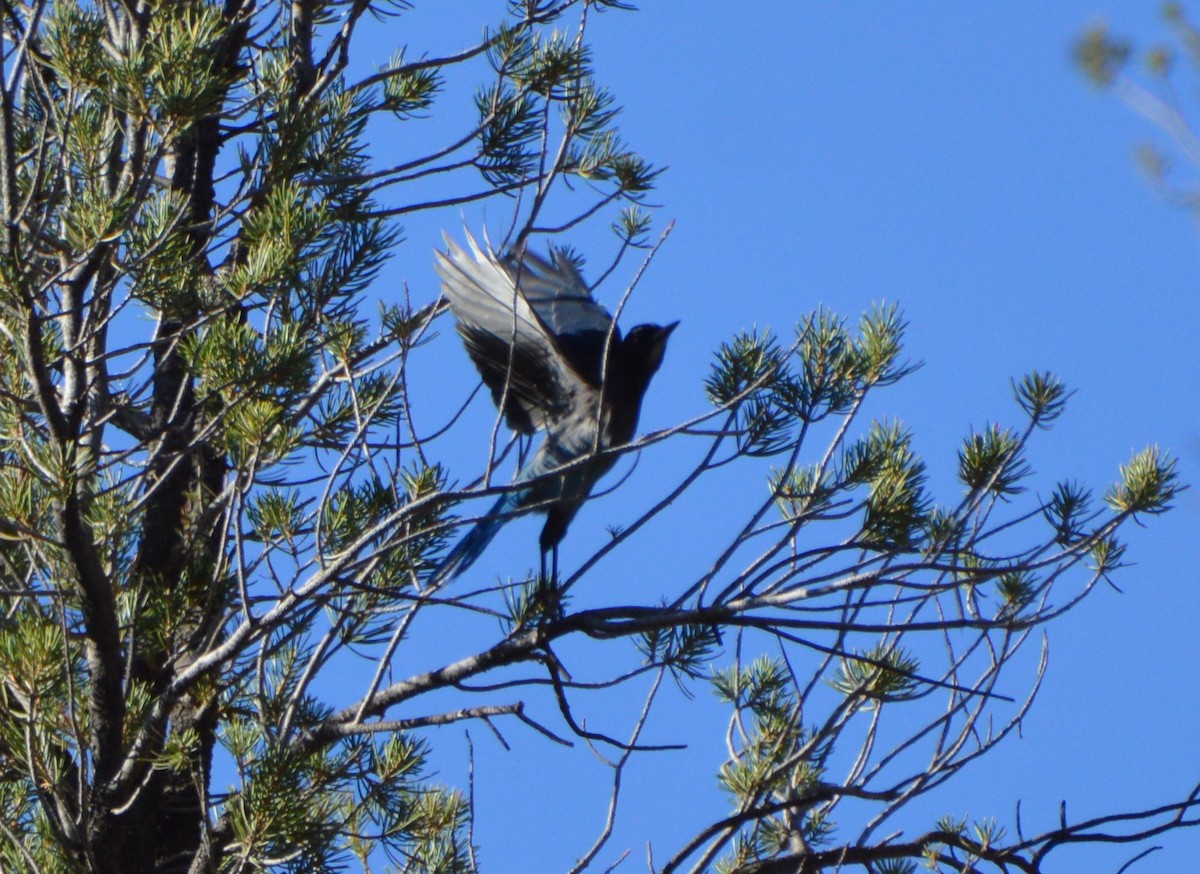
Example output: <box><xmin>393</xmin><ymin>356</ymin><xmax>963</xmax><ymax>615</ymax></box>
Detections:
<box><xmin>432</xmin><ymin>230</ymin><xmax>677</xmax><ymax>583</ymax></box>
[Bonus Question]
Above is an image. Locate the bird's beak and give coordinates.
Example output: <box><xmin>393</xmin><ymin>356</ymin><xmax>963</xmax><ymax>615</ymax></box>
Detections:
<box><xmin>652</xmin><ymin>321</ymin><xmax>679</xmax><ymax>369</ymax></box>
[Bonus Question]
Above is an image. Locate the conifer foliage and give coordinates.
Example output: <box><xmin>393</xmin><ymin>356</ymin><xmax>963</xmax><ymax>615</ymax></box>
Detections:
<box><xmin>0</xmin><ymin>2</ymin><xmax>1191</xmax><ymax>872</ymax></box>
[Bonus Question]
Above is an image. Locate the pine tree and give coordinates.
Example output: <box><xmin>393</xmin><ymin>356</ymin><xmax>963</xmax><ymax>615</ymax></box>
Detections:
<box><xmin>0</xmin><ymin>2</ymin><xmax>1189</xmax><ymax>872</ymax></box>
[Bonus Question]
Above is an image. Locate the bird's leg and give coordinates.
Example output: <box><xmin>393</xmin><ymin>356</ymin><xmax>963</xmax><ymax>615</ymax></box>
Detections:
<box><xmin>538</xmin><ymin>545</ymin><xmax>561</xmax><ymax>584</ymax></box>
<box><xmin>533</xmin><ymin>545</ymin><xmax>564</xmax><ymax>621</ymax></box>
<box><xmin>533</xmin><ymin>549</ymin><xmax>557</xmax><ymax>619</ymax></box>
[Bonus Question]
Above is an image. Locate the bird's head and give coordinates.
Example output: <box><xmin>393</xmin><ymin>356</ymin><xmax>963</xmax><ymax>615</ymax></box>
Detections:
<box><xmin>620</xmin><ymin>320</ymin><xmax>679</xmax><ymax>381</ymax></box>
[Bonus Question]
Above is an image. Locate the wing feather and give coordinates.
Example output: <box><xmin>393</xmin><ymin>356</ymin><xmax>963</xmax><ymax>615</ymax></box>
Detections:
<box><xmin>436</xmin><ymin>230</ymin><xmax>609</xmax><ymax>434</ymax></box>
<box><xmin>505</xmin><ymin>247</ymin><xmax>612</xmax><ymax>338</ymax></box>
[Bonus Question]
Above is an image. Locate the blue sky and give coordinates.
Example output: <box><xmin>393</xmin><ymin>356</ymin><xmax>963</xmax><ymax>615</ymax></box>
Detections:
<box><xmin>344</xmin><ymin>3</ymin><xmax>1200</xmax><ymax>869</ymax></box>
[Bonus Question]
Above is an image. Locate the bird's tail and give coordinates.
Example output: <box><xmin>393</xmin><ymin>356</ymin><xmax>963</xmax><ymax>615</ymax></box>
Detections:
<box><xmin>431</xmin><ymin>493</ymin><xmax>514</xmax><ymax>585</ymax></box>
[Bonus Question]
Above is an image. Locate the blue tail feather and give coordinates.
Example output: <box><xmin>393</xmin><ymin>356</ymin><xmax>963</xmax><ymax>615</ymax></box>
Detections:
<box><xmin>432</xmin><ymin>493</ymin><xmax>518</xmax><ymax>584</ymax></box>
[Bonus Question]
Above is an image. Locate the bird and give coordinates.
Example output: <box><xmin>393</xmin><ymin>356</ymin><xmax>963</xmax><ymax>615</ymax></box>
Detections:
<box><xmin>431</xmin><ymin>229</ymin><xmax>677</xmax><ymax>584</ymax></box>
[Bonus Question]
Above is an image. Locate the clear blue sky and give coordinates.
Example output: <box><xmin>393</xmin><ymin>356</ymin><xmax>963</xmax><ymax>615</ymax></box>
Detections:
<box><xmin>344</xmin><ymin>4</ymin><xmax>1200</xmax><ymax>869</ymax></box>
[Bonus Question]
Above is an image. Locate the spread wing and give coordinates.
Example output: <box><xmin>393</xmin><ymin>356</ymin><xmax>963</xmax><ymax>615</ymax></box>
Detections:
<box><xmin>435</xmin><ymin>230</ymin><xmax>614</xmax><ymax>434</ymax></box>
<box><xmin>504</xmin><ymin>245</ymin><xmax>610</xmax><ymax>339</ymax></box>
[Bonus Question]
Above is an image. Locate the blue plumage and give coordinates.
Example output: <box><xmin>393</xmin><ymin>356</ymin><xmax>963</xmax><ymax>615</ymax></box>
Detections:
<box><xmin>432</xmin><ymin>231</ymin><xmax>676</xmax><ymax>583</ymax></box>
<box><xmin>430</xmin><ymin>493</ymin><xmax>511</xmax><ymax>584</ymax></box>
